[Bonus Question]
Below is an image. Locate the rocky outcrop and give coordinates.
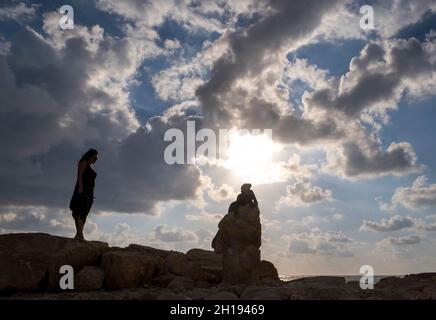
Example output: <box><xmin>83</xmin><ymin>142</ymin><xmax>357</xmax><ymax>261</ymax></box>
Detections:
<box><xmin>101</xmin><ymin>251</ymin><xmax>156</xmax><ymax>290</ymax></box>
<box><xmin>0</xmin><ymin>233</ymin><xmax>223</xmax><ymax>295</ymax></box>
<box><xmin>212</xmin><ymin>205</ymin><xmax>278</xmax><ymax>284</ymax></box>
<box><xmin>164</xmin><ymin>249</ymin><xmax>223</xmax><ymax>283</ymax></box>
<box><xmin>0</xmin><ymin>233</ymin><xmax>108</xmax><ymax>293</ymax></box>
<box><xmin>2</xmin><ymin>233</ymin><xmax>436</xmax><ymax>300</ymax></box>
<box><xmin>75</xmin><ymin>266</ymin><xmax>105</xmax><ymax>291</ymax></box>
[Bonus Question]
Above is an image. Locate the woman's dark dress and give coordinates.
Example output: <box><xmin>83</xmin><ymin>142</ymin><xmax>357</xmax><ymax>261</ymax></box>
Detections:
<box><xmin>69</xmin><ymin>163</ymin><xmax>96</xmax><ymax>222</ymax></box>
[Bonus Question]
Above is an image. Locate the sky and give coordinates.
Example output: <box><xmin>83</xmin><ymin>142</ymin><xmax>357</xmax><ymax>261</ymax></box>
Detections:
<box><xmin>1</xmin><ymin>0</ymin><xmax>436</xmax><ymax>276</ymax></box>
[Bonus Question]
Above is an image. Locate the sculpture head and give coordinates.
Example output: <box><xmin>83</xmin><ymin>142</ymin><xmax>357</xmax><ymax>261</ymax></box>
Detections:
<box><xmin>241</xmin><ymin>183</ymin><xmax>252</xmax><ymax>193</ymax></box>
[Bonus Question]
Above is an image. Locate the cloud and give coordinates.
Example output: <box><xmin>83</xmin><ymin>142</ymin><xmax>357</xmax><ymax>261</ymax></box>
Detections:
<box><xmin>200</xmin><ymin>175</ymin><xmax>236</xmax><ymax>203</ymax></box>
<box><xmin>307</xmin><ymin>38</ymin><xmax>436</xmax><ymax>118</ymax></box>
<box><xmin>338</xmin><ymin>141</ymin><xmax>423</xmax><ymax>178</ymax></box>
<box><xmin>151</xmin><ymin>36</ymin><xmax>229</xmax><ymax>102</ymax></box>
<box><xmin>275</xmin><ymin>154</ymin><xmax>335</xmax><ymax>208</ymax></box>
<box><xmin>96</xmin><ymin>0</ymin><xmax>259</xmax><ymax>33</ymax></box>
<box><xmin>152</xmin><ymin>224</ymin><xmax>199</xmax><ymax>242</ymax></box>
<box><xmin>374</xmin><ymin>1</ymin><xmax>436</xmax><ymax>38</ymax></box>
<box><xmin>360</xmin><ymin>214</ymin><xmax>436</xmax><ymax>233</ymax></box>
<box><xmin>305</xmin><ymin>37</ymin><xmax>436</xmax><ymax>178</ymax></box>
<box><xmin>389</xmin><ymin>176</ymin><xmax>436</xmax><ymax>211</ymax></box>
<box><xmin>360</xmin><ymin>215</ymin><xmax>415</xmax><ymax>232</ymax></box>
<box><xmin>185</xmin><ymin>212</ymin><xmax>223</xmax><ymax>224</ymax></box>
<box><xmin>286</xmin><ymin>228</ymin><xmax>354</xmax><ymax>257</ymax></box>
<box><xmin>0</xmin><ymin>205</ymin><xmax>75</xmax><ymax>235</ymax></box>
<box><xmin>196</xmin><ymin>0</ymin><xmax>344</xmax><ymax>129</ymax></box>
<box><xmin>97</xmin><ymin>222</ymin><xmax>144</xmax><ymax>247</ymax></box>
<box><xmin>189</xmin><ymin>1</ymin><xmax>433</xmax><ymax>182</ymax></box>
<box><xmin>278</xmin><ymin>179</ymin><xmax>332</xmax><ymax>208</ymax></box>
<box><xmin>0</xmin><ymin>2</ymin><xmax>38</xmax><ymax>23</ymax></box>
<box><xmin>378</xmin><ymin>235</ymin><xmax>421</xmax><ymax>247</ymax></box>
<box><xmin>0</xmin><ymin>15</ymin><xmax>204</xmax><ymax>214</ymax></box>
<box><xmin>333</xmin><ymin>213</ymin><xmax>344</xmax><ymax>220</ymax></box>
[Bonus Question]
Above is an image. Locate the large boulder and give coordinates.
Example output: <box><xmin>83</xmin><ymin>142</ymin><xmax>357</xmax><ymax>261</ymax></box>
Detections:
<box><xmin>213</xmin><ymin>205</ymin><xmax>262</xmax><ymax>284</ymax></box>
<box><xmin>101</xmin><ymin>251</ymin><xmax>157</xmax><ymax>290</ymax></box>
<box><xmin>186</xmin><ymin>249</ymin><xmax>223</xmax><ymax>282</ymax></box>
<box><xmin>165</xmin><ymin>252</ymin><xmax>191</xmax><ymax>276</ymax></box>
<box><xmin>75</xmin><ymin>266</ymin><xmax>105</xmax><ymax>292</ymax></box>
<box><xmin>255</xmin><ymin>260</ymin><xmax>279</xmax><ymax>283</ymax></box>
<box><xmin>163</xmin><ymin>249</ymin><xmax>223</xmax><ymax>284</ymax></box>
<box><xmin>0</xmin><ymin>233</ymin><xmax>108</xmax><ymax>294</ymax></box>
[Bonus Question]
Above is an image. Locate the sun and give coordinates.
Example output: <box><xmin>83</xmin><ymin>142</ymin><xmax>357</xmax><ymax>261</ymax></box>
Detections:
<box><xmin>224</xmin><ymin>130</ymin><xmax>282</xmax><ymax>184</ymax></box>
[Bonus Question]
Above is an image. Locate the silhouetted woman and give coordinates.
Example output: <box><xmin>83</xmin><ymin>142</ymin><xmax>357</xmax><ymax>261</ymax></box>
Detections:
<box><xmin>69</xmin><ymin>149</ymin><xmax>98</xmax><ymax>240</ymax></box>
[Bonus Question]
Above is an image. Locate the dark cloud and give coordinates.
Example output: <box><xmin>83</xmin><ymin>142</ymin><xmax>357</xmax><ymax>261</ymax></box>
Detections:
<box><xmin>308</xmin><ymin>38</ymin><xmax>436</xmax><ymax>117</ymax></box>
<box><xmin>196</xmin><ymin>0</ymin><xmax>344</xmax><ymax>130</ymax></box>
<box><xmin>0</xmin><ymin>24</ymin><xmax>202</xmax><ymax>215</ymax></box>
<box><xmin>341</xmin><ymin>141</ymin><xmax>423</xmax><ymax>178</ymax></box>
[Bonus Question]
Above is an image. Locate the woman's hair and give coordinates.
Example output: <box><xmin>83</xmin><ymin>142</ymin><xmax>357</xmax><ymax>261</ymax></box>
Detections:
<box><xmin>79</xmin><ymin>148</ymin><xmax>98</xmax><ymax>162</ymax></box>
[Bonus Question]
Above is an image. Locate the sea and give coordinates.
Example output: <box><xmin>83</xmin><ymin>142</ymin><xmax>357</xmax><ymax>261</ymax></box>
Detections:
<box><xmin>279</xmin><ymin>275</ymin><xmax>404</xmax><ymax>284</ymax></box>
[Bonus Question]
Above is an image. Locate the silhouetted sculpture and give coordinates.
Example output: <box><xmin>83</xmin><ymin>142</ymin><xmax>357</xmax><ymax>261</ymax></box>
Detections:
<box><xmin>212</xmin><ymin>183</ymin><xmax>258</xmax><ymax>251</ymax></box>
<box><xmin>69</xmin><ymin>149</ymin><xmax>98</xmax><ymax>241</ymax></box>
<box><xmin>228</xmin><ymin>183</ymin><xmax>258</xmax><ymax>215</ymax></box>
<box><xmin>211</xmin><ymin>183</ymin><xmax>263</xmax><ymax>284</ymax></box>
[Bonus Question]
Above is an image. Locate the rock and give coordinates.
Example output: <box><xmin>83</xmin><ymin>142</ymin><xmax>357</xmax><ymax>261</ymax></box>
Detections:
<box><xmin>205</xmin><ymin>291</ymin><xmax>239</xmax><ymax>300</ymax></box>
<box><xmin>213</xmin><ymin>205</ymin><xmax>261</xmax><ymax>284</ymax></box>
<box><xmin>125</xmin><ymin>244</ymin><xmax>168</xmax><ymax>275</ymax></box>
<box><xmin>101</xmin><ymin>251</ymin><xmax>155</xmax><ymax>290</ymax></box>
<box><xmin>165</xmin><ymin>252</ymin><xmax>191</xmax><ymax>276</ymax></box>
<box><xmin>187</xmin><ymin>288</ymin><xmax>215</xmax><ymax>300</ymax></box>
<box><xmin>286</xmin><ymin>276</ymin><xmax>346</xmax><ymax>288</ymax></box>
<box><xmin>167</xmin><ymin>276</ymin><xmax>196</xmax><ymax>290</ymax></box>
<box><xmin>241</xmin><ymin>286</ymin><xmax>290</xmax><ymax>300</ymax></box>
<box><xmin>195</xmin><ymin>280</ymin><xmax>212</xmax><ymax>289</ymax></box>
<box><xmin>150</xmin><ymin>274</ymin><xmax>176</xmax><ymax>287</ymax></box>
<box><xmin>126</xmin><ymin>244</ymin><xmax>170</xmax><ymax>259</ymax></box>
<box><xmin>186</xmin><ymin>249</ymin><xmax>222</xmax><ymax>267</ymax></box>
<box><xmin>304</xmin><ymin>287</ymin><xmax>351</xmax><ymax>300</ymax></box>
<box><xmin>186</xmin><ymin>249</ymin><xmax>223</xmax><ymax>283</ymax></box>
<box><xmin>75</xmin><ymin>266</ymin><xmax>104</xmax><ymax>292</ymax></box>
<box><xmin>155</xmin><ymin>291</ymin><xmax>189</xmax><ymax>300</ymax></box>
<box><xmin>416</xmin><ymin>287</ymin><xmax>436</xmax><ymax>299</ymax></box>
<box><xmin>377</xmin><ymin>274</ymin><xmax>435</xmax><ymax>292</ymax></box>
<box><xmin>255</xmin><ymin>260</ymin><xmax>279</xmax><ymax>283</ymax></box>
<box><xmin>164</xmin><ymin>249</ymin><xmax>223</xmax><ymax>284</ymax></box>
<box><xmin>0</xmin><ymin>233</ymin><xmax>108</xmax><ymax>293</ymax></box>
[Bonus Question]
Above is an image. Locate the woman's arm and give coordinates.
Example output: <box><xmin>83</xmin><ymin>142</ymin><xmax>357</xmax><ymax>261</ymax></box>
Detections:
<box><xmin>77</xmin><ymin>161</ymin><xmax>87</xmax><ymax>193</ymax></box>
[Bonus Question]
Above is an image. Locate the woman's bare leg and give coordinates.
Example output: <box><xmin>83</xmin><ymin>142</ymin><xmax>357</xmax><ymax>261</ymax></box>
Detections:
<box><xmin>74</xmin><ymin>216</ymin><xmax>79</xmax><ymax>239</ymax></box>
<box><xmin>74</xmin><ymin>216</ymin><xmax>85</xmax><ymax>240</ymax></box>
<box><xmin>77</xmin><ymin>217</ymin><xmax>85</xmax><ymax>240</ymax></box>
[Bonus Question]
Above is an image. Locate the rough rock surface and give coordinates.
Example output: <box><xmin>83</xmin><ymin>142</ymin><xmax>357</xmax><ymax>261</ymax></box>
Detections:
<box><xmin>2</xmin><ymin>233</ymin><xmax>436</xmax><ymax>300</ymax></box>
<box><xmin>0</xmin><ymin>233</ymin><xmax>108</xmax><ymax>293</ymax></box>
<box><xmin>101</xmin><ymin>251</ymin><xmax>155</xmax><ymax>289</ymax></box>
<box><xmin>212</xmin><ymin>205</ymin><xmax>278</xmax><ymax>284</ymax></box>
<box><xmin>75</xmin><ymin>266</ymin><xmax>105</xmax><ymax>291</ymax></box>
